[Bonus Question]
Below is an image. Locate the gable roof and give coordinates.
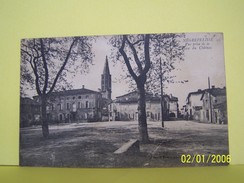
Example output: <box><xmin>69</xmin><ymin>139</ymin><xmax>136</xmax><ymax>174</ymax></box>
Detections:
<box><xmin>114</xmin><ymin>91</ymin><xmax>177</xmax><ymax>104</ymax></box>
<box><xmin>33</xmin><ymin>88</ymin><xmax>100</xmax><ymax>100</ymax></box>
<box><xmin>115</xmin><ymin>91</ymin><xmax>138</xmax><ymax>99</ymax></box>
<box><xmin>187</xmin><ymin>89</ymin><xmax>205</xmax><ymax>100</ymax></box>
<box><xmin>200</xmin><ymin>87</ymin><xmax>226</xmax><ymax>100</ymax></box>
<box><xmin>50</xmin><ymin>88</ymin><xmax>100</xmax><ymax>96</ymax></box>
<box><xmin>170</xmin><ymin>96</ymin><xmax>178</xmax><ymax>102</ymax></box>
<box><xmin>208</xmin><ymin>87</ymin><xmax>226</xmax><ymax>97</ymax></box>
<box><xmin>187</xmin><ymin>87</ymin><xmax>226</xmax><ymax>101</ymax></box>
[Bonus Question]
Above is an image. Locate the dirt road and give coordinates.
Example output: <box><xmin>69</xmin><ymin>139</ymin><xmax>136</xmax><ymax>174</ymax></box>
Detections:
<box><xmin>20</xmin><ymin>120</ymin><xmax>229</xmax><ymax>167</ymax></box>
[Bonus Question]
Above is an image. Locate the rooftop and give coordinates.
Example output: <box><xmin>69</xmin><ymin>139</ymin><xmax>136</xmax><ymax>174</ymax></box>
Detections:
<box><xmin>187</xmin><ymin>87</ymin><xmax>226</xmax><ymax>101</ymax></box>
<box><xmin>49</xmin><ymin>87</ymin><xmax>99</xmax><ymax>96</ymax></box>
<box><xmin>115</xmin><ymin>91</ymin><xmax>178</xmax><ymax>103</ymax></box>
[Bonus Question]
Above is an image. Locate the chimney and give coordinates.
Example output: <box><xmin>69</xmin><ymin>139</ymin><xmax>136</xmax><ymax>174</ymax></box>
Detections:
<box><xmin>82</xmin><ymin>85</ymin><xmax>85</xmax><ymax>89</ymax></box>
<box><xmin>212</xmin><ymin>85</ymin><xmax>215</xmax><ymax>89</ymax></box>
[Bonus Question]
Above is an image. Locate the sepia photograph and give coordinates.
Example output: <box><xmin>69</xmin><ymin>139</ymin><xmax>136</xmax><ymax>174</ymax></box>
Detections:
<box><xmin>19</xmin><ymin>32</ymin><xmax>229</xmax><ymax>168</ymax></box>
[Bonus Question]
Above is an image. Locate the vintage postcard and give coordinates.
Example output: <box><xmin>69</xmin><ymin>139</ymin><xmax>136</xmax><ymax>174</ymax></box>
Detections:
<box><xmin>20</xmin><ymin>33</ymin><xmax>229</xmax><ymax>167</ymax></box>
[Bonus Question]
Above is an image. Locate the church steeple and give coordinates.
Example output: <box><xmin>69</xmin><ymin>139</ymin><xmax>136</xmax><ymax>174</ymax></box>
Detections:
<box><xmin>101</xmin><ymin>56</ymin><xmax>111</xmax><ymax>99</ymax></box>
<box><xmin>103</xmin><ymin>56</ymin><xmax>110</xmax><ymax>75</ymax></box>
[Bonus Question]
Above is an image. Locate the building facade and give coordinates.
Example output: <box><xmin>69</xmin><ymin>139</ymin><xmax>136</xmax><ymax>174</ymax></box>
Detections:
<box><xmin>200</xmin><ymin>87</ymin><xmax>227</xmax><ymax>124</ymax></box>
<box><xmin>33</xmin><ymin>57</ymin><xmax>111</xmax><ymax>123</ymax></box>
<box><xmin>186</xmin><ymin>86</ymin><xmax>227</xmax><ymax>124</ymax></box>
<box><xmin>20</xmin><ymin>97</ymin><xmax>41</xmax><ymax>127</ymax></box>
<box><xmin>186</xmin><ymin>89</ymin><xmax>205</xmax><ymax>120</ymax></box>
<box><xmin>43</xmin><ymin>87</ymin><xmax>103</xmax><ymax>123</ymax></box>
<box><xmin>113</xmin><ymin>91</ymin><xmax>179</xmax><ymax>121</ymax></box>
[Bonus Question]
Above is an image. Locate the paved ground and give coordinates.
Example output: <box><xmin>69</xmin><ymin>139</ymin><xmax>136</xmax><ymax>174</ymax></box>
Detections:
<box><xmin>20</xmin><ymin>120</ymin><xmax>229</xmax><ymax>168</ymax></box>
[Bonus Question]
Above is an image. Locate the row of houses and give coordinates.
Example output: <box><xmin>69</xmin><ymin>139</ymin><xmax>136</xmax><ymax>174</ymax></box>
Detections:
<box><xmin>20</xmin><ymin>57</ymin><xmax>180</xmax><ymax>127</ymax></box>
<box><xmin>20</xmin><ymin>89</ymin><xmax>179</xmax><ymax>127</ymax></box>
<box><xmin>182</xmin><ymin>86</ymin><xmax>227</xmax><ymax>124</ymax></box>
<box><xmin>20</xmin><ymin>57</ymin><xmax>227</xmax><ymax>127</ymax></box>
<box><xmin>20</xmin><ymin>85</ymin><xmax>227</xmax><ymax>127</ymax></box>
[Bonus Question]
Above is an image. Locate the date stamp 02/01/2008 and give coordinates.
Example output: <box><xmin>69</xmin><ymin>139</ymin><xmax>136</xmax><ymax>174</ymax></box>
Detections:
<box><xmin>180</xmin><ymin>154</ymin><xmax>231</xmax><ymax>164</ymax></box>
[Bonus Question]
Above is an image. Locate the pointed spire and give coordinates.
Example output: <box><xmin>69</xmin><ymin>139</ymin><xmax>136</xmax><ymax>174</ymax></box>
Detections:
<box><xmin>101</xmin><ymin>56</ymin><xmax>112</xmax><ymax>99</ymax></box>
<box><xmin>103</xmin><ymin>56</ymin><xmax>110</xmax><ymax>75</ymax></box>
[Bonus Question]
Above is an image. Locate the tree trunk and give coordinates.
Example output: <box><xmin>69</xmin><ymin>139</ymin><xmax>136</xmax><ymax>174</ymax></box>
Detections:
<box><xmin>137</xmin><ymin>84</ymin><xmax>149</xmax><ymax>143</ymax></box>
<box><xmin>41</xmin><ymin>95</ymin><xmax>49</xmax><ymax>138</ymax></box>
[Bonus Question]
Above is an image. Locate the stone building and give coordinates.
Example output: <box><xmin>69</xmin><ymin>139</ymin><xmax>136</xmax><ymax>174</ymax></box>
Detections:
<box><xmin>200</xmin><ymin>86</ymin><xmax>227</xmax><ymax>124</ymax></box>
<box><xmin>33</xmin><ymin>57</ymin><xmax>112</xmax><ymax>123</ymax></box>
<box><xmin>113</xmin><ymin>91</ymin><xmax>179</xmax><ymax>121</ymax></box>
<box><xmin>186</xmin><ymin>86</ymin><xmax>227</xmax><ymax>124</ymax></box>
<box><xmin>43</xmin><ymin>86</ymin><xmax>103</xmax><ymax>123</ymax></box>
<box><xmin>20</xmin><ymin>97</ymin><xmax>41</xmax><ymax>127</ymax></box>
<box><xmin>186</xmin><ymin>89</ymin><xmax>205</xmax><ymax>120</ymax></box>
<box><xmin>168</xmin><ymin>94</ymin><xmax>179</xmax><ymax>118</ymax></box>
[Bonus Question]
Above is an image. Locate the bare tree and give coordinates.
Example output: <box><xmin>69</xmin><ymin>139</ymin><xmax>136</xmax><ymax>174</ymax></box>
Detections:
<box><xmin>110</xmin><ymin>33</ymin><xmax>186</xmax><ymax>143</ymax></box>
<box><xmin>21</xmin><ymin>37</ymin><xmax>94</xmax><ymax>137</ymax></box>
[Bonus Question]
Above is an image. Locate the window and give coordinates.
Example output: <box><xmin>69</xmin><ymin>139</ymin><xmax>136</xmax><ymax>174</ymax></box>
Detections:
<box><xmin>51</xmin><ymin>104</ymin><xmax>54</xmax><ymax>111</ymax></box>
<box><xmin>73</xmin><ymin>96</ymin><xmax>75</xmax><ymax>100</ymax></box>
<box><xmin>86</xmin><ymin>95</ymin><xmax>89</xmax><ymax>99</ymax></box>
<box><xmin>72</xmin><ymin>103</ymin><xmax>76</xmax><ymax>111</ymax></box>
<box><xmin>58</xmin><ymin>104</ymin><xmax>62</xmax><ymax>110</ymax></box>
<box><xmin>47</xmin><ymin>114</ymin><xmax>51</xmax><ymax>120</ymax></box>
<box><xmin>67</xmin><ymin>103</ymin><xmax>70</xmax><ymax>110</ymax></box>
<box><xmin>78</xmin><ymin>102</ymin><xmax>81</xmax><ymax>109</ymax></box>
<box><xmin>78</xmin><ymin>96</ymin><xmax>81</xmax><ymax>99</ymax></box>
<box><xmin>86</xmin><ymin>101</ymin><xmax>89</xmax><ymax>108</ymax></box>
<box><xmin>206</xmin><ymin>110</ymin><xmax>209</xmax><ymax>121</ymax></box>
<box><xmin>89</xmin><ymin>101</ymin><xmax>94</xmax><ymax>108</ymax></box>
<box><xmin>59</xmin><ymin>114</ymin><xmax>63</xmax><ymax>121</ymax></box>
<box><xmin>84</xmin><ymin>113</ymin><xmax>88</xmax><ymax>119</ymax></box>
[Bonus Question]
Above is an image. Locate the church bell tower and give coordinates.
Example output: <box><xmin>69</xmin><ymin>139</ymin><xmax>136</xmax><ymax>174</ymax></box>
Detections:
<box><xmin>101</xmin><ymin>56</ymin><xmax>112</xmax><ymax>99</ymax></box>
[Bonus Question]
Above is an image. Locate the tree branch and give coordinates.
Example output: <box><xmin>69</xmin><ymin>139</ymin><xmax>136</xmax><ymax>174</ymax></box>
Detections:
<box><xmin>47</xmin><ymin>37</ymin><xmax>78</xmax><ymax>94</ymax></box>
<box><xmin>21</xmin><ymin>46</ymin><xmax>42</xmax><ymax>95</ymax></box>
<box><xmin>125</xmin><ymin>36</ymin><xmax>143</xmax><ymax>73</ymax></box>
<box><xmin>32</xmin><ymin>57</ymin><xmax>42</xmax><ymax>95</ymax></box>
<box><xmin>119</xmin><ymin>35</ymin><xmax>138</xmax><ymax>82</ymax></box>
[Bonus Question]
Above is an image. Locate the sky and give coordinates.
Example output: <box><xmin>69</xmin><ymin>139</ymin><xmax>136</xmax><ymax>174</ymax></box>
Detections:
<box><xmin>165</xmin><ymin>33</ymin><xmax>226</xmax><ymax>107</ymax></box>
<box><xmin>24</xmin><ymin>33</ymin><xmax>226</xmax><ymax>108</ymax></box>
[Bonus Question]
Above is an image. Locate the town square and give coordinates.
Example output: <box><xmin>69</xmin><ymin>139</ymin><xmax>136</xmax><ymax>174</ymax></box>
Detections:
<box><xmin>20</xmin><ymin>33</ymin><xmax>228</xmax><ymax>167</ymax></box>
